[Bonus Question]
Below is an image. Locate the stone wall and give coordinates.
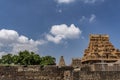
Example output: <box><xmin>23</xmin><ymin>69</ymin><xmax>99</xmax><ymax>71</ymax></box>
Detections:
<box><xmin>0</xmin><ymin>65</ymin><xmax>73</xmax><ymax>80</ymax></box>
<box><xmin>89</xmin><ymin>63</ymin><xmax>120</xmax><ymax>71</ymax></box>
<box><xmin>1</xmin><ymin>65</ymin><xmax>120</xmax><ymax>80</ymax></box>
<box><xmin>73</xmin><ymin>71</ymin><xmax>120</xmax><ymax>80</ymax></box>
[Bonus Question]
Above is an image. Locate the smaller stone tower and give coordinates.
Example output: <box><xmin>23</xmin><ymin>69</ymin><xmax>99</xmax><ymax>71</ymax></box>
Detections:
<box><xmin>58</xmin><ymin>56</ymin><xmax>66</xmax><ymax>67</ymax></box>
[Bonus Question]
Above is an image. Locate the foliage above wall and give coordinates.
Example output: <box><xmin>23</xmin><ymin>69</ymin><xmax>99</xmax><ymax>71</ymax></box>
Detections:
<box><xmin>0</xmin><ymin>50</ymin><xmax>56</xmax><ymax>66</ymax></box>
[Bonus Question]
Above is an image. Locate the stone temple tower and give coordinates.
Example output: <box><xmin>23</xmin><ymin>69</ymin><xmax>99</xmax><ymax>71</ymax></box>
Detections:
<box><xmin>82</xmin><ymin>34</ymin><xmax>120</xmax><ymax>64</ymax></box>
<box><xmin>58</xmin><ymin>56</ymin><xmax>66</xmax><ymax>67</ymax></box>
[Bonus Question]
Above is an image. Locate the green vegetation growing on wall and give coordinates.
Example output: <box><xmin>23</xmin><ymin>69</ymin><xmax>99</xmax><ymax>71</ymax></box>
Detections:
<box><xmin>0</xmin><ymin>50</ymin><xmax>56</xmax><ymax>66</ymax></box>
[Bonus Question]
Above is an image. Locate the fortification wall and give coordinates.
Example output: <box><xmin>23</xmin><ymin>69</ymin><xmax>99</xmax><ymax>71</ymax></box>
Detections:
<box><xmin>73</xmin><ymin>71</ymin><xmax>120</xmax><ymax>80</ymax></box>
<box><xmin>1</xmin><ymin>65</ymin><xmax>120</xmax><ymax>80</ymax></box>
<box><xmin>0</xmin><ymin>65</ymin><xmax>73</xmax><ymax>80</ymax></box>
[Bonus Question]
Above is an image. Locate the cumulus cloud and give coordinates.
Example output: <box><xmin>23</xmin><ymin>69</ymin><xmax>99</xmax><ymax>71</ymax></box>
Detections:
<box><xmin>46</xmin><ymin>34</ymin><xmax>62</xmax><ymax>44</ymax></box>
<box><xmin>46</xmin><ymin>24</ymin><xmax>82</xmax><ymax>44</ymax></box>
<box><xmin>56</xmin><ymin>0</ymin><xmax>75</xmax><ymax>4</ymax></box>
<box><xmin>0</xmin><ymin>29</ymin><xmax>45</xmax><ymax>56</ymax></box>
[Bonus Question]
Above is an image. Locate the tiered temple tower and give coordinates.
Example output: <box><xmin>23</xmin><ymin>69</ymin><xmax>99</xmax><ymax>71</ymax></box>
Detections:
<box><xmin>82</xmin><ymin>34</ymin><xmax>120</xmax><ymax>64</ymax></box>
<box><xmin>71</xmin><ymin>58</ymin><xmax>81</xmax><ymax>68</ymax></box>
<box><xmin>58</xmin><ymin>56</ymin><xmax>66</xmax><ymax>67</ymax></box>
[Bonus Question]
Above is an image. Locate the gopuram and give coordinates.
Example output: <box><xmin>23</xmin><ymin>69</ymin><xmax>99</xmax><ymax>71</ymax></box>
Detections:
<box><xmin>72</xmin><ymin>34</ymin><xmax>120</xmax><ymax>71</ymax></box>
<box><xmin>82</xmin><ymin>34</ymin><xmax>120</xmax><ymax>64</ymax></box>
<box><xmin>58</xmin><ymin>56</ymin><xmax>66</xmax><ymax>67</ymax></box>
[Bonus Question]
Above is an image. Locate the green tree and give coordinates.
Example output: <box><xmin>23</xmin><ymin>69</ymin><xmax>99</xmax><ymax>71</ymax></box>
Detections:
<box><xmin>18</xmin><ymin>50</ymin><xmax>31</xmax><ymax>65</ymax></box>
<box><xmin>12</xmin><ymin>55</ymin><xmax>19</xmax><ymax>64</ymax></box>
<box><xmin>30</xmin><ymin>52</ymin><xmax>41</xmax><ymax>65</ymax></box>
<box><xmin>0</xmin><ymin>50</ymin><xmax>56</xmax><ymax>66</ymax></box>
<box><xmin>1</xmin><ymin>54</ymin><xmax>13</xmax><ymax>64</ymax></box>
<box><xmin>40</xmin><ymin>56</ymin><xmax>56</xmax><ymax>66</ymax></box>
<box><xmin>17</xmin><ymin>50</ymin><xmax>41</xmax><ymax>65</ymax></box>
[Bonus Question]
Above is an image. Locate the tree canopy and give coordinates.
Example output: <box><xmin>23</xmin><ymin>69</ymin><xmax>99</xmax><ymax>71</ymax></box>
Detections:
<box><xmin>0</xmin><ymin>50</ymin><xmax>56</xmax><ymax>66</ymax></box>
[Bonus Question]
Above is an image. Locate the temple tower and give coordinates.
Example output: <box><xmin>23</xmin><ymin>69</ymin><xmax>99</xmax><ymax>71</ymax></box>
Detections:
<box><xmin>71</xmin><ymin>58</ymin><xmax>81</xmax><ymax>68</ymax></box>
<box><xmin>82</xmin><ymin>34</ymin><xmax>120</xmax><ymax>64</ymax></box>
<box><xmin>58</xmin><ymin>56</ymin><xmax>66</xmax><ymax>67</ymax></box>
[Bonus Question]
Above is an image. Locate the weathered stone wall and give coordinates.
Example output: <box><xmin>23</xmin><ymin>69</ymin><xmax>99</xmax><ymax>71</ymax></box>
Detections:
<box><xmin>1</xmin><ymin>65</ymin><xmax>120</xmax><ymax>80</ymax></box>
<box><xmin>0</xmin><ymin>65</ymin><xmax>73</xmax><ymax>80</ymax></box>
<box><xmin>88</xmin><ymin>64</ymin><xmax>120</xmax><ymax>71</ymax></box>
<box><xmin>73</xmin><ymin>71</ymin><xmax>120</xmax><ymax>80</ymax></box>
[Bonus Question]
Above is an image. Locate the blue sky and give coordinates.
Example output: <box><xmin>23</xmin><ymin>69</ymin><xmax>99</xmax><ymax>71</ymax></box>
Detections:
<box><xmin>0</xmin><ymin>0</ymin><xmax>120</xmax><ymax>65</ymax></box>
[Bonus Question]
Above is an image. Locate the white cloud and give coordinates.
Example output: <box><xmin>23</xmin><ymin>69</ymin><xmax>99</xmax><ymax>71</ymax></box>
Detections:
<box><xmin>80</xmin><ymin>16</ymin><xmax>87</xmax><ymax>23</ymax></box>
<box><xmin>89</xmin><ymin>14</ymin><xmax>96</xmax><ymax>23</ymax></box>
<box><xmin>82</xmin><ymin>0</ymin><xmax>96</xmax><ymax>3</ymax></box>
<box><xmin>58</xmin><ymin>9</ymin><xmax>62</xmax><ymax>13</ymax></box>
<box><xmin>0</xmin><ymin>29</ymin><xmax>45</xmax><ymax>56</ymax></box>
<box><xmin>0</xmin><ymin>29</ymin><xmax>18</xmax><ymax>43</ymax></box>
<box><xmin>80</xmin><ymin>14</ymin><xmax>96</xmax><ymax>23</ymax></box>
<box><xmin>81</xmin><ymin>0</ymin><xmax>104</xmax><ymax>4</ymax></box>
<box><xmin>56</xmin><ymin>0</ymin><xmax>75</xmax><ymax>4</ymax></box>
<box><xmin>46</xmin><ymin>34</ymin><xmax>62</xmax><ymax>44</ymax></box>
<box><xmin>18</xmin><ymin>35</ymin><xmax>29</xmax><ymax>43</ymax></box>
<box><xmin>56</xmin><ymin>0</ymin><xmax>104</xmax><ymax>4</ymax></box>
<box><xmin>46</xmin><ymin>24</ymin><xmax>82</xmax><ymax>44</ymax></box>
